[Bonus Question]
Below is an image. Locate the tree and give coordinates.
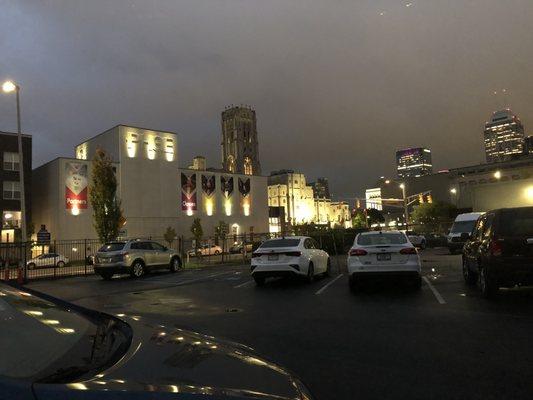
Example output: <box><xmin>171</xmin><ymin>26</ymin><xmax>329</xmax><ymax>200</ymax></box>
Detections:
<box><xmin>190</xmin><ymin>218</ymin><xmax>203</xmax><ymax>250</ymax></box>
<box><xmin>163</xmin><ymin>226</ymin><xmax>177</xmax><ymax>247</ymax></box>
<box><xmin>89</xmin><ymin>148</ymin><xmax>123</xmax><ymax>242</ymax></box>
<box><xmin>351</xmin><ymin>210</ymin><xmax>367</xmax><ymax>229</ymax></box>
<box><xmin>410</xmin><ymin>201</ymin><xmax>458</xmax><ymax>233</ymax></box>
<box><xmin>214</xmin><ymin>220</ymin><xmax>229</xmax><ymax>251</ymax></box>
<box><xmin>366</xmin><ymin>208</ymin><xmax>385</xmax><ymax>226</ymax></box>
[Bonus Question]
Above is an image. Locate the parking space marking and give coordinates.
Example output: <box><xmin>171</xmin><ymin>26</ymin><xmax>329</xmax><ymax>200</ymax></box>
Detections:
<box><xmin>423</xmin><ymin>276</ymin><xmax>446</xmax><ymax>304</ymax></box>
<box><xmin>315</xmin><ymin>274</ymin><xmax>344</xmax><ymax>295</ymax></box>
<box><xmin>234</xmin><ymin>280</ymin><xmax>253</xmax><ymax>288</ymax></box>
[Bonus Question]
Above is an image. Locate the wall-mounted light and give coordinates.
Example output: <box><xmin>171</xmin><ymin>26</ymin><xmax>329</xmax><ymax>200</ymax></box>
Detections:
<box><xmin>205</xmin><ymin>198</ymin><xmax>214</xmax><ymax>216</ymax></box>
<box><xmin>243</xmin><ymin>199</ymin><xmax>250</xmax><ymax>216</ymax></box>
<box><xmin>494</xmin><ymin>170</ymin><xmax>502</xmax><ymax>179</ymax></box>
<box><xmin>126</xmin><ymin>133</ymin><xmax>138</xmax><ymax>158</ymax></box>
<box><xmin>450</xmin><ymin>188</ymin><xmax>457</xmax><ymax>194</ymax></box>
<box><xmin>71</xmin><ymin>206</ymin><xmax>80</xmax><ymax>216</ymax></box>
<box><xmin>524</xmin><ymin>186</ymin><xmax>533</xmax><ymax>202</ymax></box>
<box><xmin>225</xmin><ymin>199</ymin><xmax>232</xmax><ymax>216</ymax></box>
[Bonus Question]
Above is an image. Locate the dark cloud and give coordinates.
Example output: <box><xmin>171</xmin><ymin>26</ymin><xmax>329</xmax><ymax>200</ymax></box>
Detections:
<box><xmin>1</xmin><ymin>0</ymin><xmax>532</xmax><ymax>199</ymax></box>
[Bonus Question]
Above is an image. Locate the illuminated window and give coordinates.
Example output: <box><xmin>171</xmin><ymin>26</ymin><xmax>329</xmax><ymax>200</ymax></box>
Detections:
<box><xmin>3</xmin><ymin>152</ymin><xmax>19</xmax><ymax>171</ymax></box>
<box><xmin>244</xmin><ymin>157</ymin><xmax>252</xmax><ymax>175</ymax></box>
<box><xmin>227</xmin><ymin>156</ymin><xmax>235</xmax><ymax>173</ymax></box>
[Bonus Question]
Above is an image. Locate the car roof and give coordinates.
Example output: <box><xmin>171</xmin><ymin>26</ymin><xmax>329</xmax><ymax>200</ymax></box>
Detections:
<box><xmin>359</xmin><ymin>230</ymin><xmax>403</xmax><ymax>235</ymax></box>
<box><xmin>454</xmin><ymin>212</ymin><xmax>484</xmax><ymax>222</ymax></box>
<box><xmin>266</xmin><ymin>236</ymin><xmax>307</xmax><ymax>240</ymax></box>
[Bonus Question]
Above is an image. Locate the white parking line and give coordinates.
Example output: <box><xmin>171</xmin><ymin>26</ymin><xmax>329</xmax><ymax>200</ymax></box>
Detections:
<box><xmin>422</xmin><ymin>276</ymin><xmax>446</xmax><ymax>304</ymax></box>
<box><xmin>234</xmin><ymin>280</ymin><xmax>253</xmax><ymax>288</ymax></box>
<box><xmin>315</xmin><ymin>274</ymin><xmax>344</xmax><ymax>295</ymax></box>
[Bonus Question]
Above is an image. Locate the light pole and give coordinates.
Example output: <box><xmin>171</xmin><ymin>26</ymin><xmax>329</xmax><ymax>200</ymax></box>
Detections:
<box><xmin>399</xmin><ymin>183</ymin><xmax>408</xmax><ymax>231</ymax></box>
<box><xmin>2</xmin><ymin>80</ymin><xmax>26</xmax><ymax>243</ymax></box>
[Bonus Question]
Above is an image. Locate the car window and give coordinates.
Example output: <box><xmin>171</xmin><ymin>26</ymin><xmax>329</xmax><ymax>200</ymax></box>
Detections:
<box><xmin>312</xmin><ymin>239</ymin><xmax>320</xmax><ymax>249</ymax></box>
<box><xmin>99</xmin><ymin>242</ymin><xmax>126</xmax><ymax>252</ymax></box>
<box><xmin>303</xmin><ymin>239</ymin><xmax>314</xmax><ymax>249</ymax></box>
<box><xmin>483</xmin><ymin>213</ymin><xmax>495</xmax><ymax>239</ymax></box>
<box><xmin>356</xmin><ymin>233</ymin><xmax>408</xmax><ymax>246</ymax></box>
<box><xmin>150</xmin><ymin>242</ymin><xmax>166</xmax><ymax>251</ymax></box>
<box><xmin>475</xmin><ymin>216</ymin><xmax>486</xmax><ymax>240</ymax></box>
<box><xmin>140</xmin><ymin>242</ymin><xmax>152</xmax><ymax>250</ymax></box>
<box><xmin>130</xmin><ymin>242</ymin><xmax>142</xmax><ymax>250</ymax></box>
<box><xmin>499</xmin><ymin>208</ymin><xmax>533</xmax><ymax>236</ymax></box>
<box><xmin>450</xmin><ymin>220</ymin><xmax>477</xmax><ymax>234</ymax></box>
<box><xmin>260</xmin><ymin>238</ymin><xmax>301</xmax><ymax>248</ymax></box>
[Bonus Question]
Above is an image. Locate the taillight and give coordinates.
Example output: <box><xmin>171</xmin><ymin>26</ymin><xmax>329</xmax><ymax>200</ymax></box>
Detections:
<box><xmin>349</xmin><ymin>249</ymin><xmax>368</xmax><ymax>256</ymax></box>
<box><xmin>285</xmin><ymin>251</ymin><xmax>301</xmax><ymax>257</ymax></box>
<box><xmin>490</xmin><ymin>239</ymin><xmax>502</xmax><ymax>257</ymax></box>
<box><xmin>400</xmin><ymin>247</ymin><xmax>417</xmax><ymax>255</ymax></box>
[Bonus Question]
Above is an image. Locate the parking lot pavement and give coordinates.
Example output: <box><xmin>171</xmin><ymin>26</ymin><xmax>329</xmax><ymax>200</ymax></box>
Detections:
<box><xmin>26</xmin><ymin>248</ymin><xmax>533</xmax><ymax>400</ymax></box>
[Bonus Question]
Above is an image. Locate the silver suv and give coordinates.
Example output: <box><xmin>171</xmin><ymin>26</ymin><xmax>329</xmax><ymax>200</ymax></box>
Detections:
<box><xmin>94</xmin><ymin>239</ymin><xmax>182</xmax><ymax>280</ymax></box>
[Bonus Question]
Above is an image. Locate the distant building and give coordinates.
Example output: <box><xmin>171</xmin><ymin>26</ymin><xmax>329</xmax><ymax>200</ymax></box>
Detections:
<box><xmin>396</xmin><ymin>147</ymin><xmax>433</xmax><ymax>178</ymax></box>
<box><xmin>221</xmin><ymin>106</ymin><xmax>261</xmax><ymax>175</ymax></box>
<box><xmin>484</xmin><ymin>109</ymin><xmax>525</xmax><ymax>163</ymax></box>
<box><xmin>0</xmin><ymin>131</ymin><xmax>32</xmax><ymax>242</ymax></box>
<box><xmin>524</xmin><ymin>136</ymin><xmax>533</xmax><ymax>155</ymax></box>
<box><xmin>309</xmin><ymin>177</ymin><xmax>331</xmax><ymax>199</ymax></box>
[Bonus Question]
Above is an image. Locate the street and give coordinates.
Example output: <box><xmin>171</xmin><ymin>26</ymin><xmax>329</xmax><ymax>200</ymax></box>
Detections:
<box><xmin>27</xmin><ymin>248</ymin><xmax>533</xmax><ymax>400</ymax></box>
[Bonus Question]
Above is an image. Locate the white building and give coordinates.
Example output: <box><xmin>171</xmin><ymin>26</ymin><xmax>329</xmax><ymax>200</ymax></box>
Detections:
<box><xmin>32</xmin><ymin>125</ymin><xmax>268</xmax><ymax>240</ymax></box>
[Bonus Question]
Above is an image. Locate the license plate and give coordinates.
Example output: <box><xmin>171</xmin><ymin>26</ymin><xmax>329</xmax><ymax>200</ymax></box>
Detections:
<box><xmin>268</xmin><ymin>254</ymin><xmax>279</xmax><ymax>261</ymax></box>
<box><xmin>377</xmin><ymin>253</ymin><xmax>391</xmax><ymax>261</ymax></box>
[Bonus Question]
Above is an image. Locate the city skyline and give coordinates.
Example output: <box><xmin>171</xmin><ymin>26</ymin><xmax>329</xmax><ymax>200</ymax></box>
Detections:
<box><xmin>1</xmin><ymin>1</ymin><xmax>533</xmax><ymax>199</ymax></box>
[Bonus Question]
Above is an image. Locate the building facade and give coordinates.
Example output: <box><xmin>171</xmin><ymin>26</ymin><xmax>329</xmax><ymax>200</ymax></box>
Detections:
<box><xmin>396</xmin><ymin>147</ymin><xmax>433</xmax><ymax>178</ymax></box>
<box><xmin>309</xmin><ymin>177</ymin><xmax>331</xmax><ymax>199</ymax></box>
<box><xmin>32</xmin><ymin>125</ymin><xmax>268</xmax><ymax>241</ymax></box>
<box><xmin>0</xmin><ymin>131</ymin><xmax>31</xmax><ymax>242</ymax></box>
<box><xmin>221</xmin><ymin>106</ymin><xmax>261</xmax><ymax>175</ymax></box>
<box><xmin>484</xmin><ymin>109</ymin><xmax>525</xmax><ymax>163</ymax></box>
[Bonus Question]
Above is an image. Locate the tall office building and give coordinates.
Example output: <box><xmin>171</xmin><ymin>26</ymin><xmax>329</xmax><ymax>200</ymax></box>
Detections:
<box><xmin>484</xmin><ymin>109</ymin><xmax>525</xmax><ymax>163</ymax></box>
<box><xmin>396</xmin><ymin>147</ymin><xmax>433</xmax><ymax>178</ymax></box>
<box><xmin>221</xmin><ymin>105</ymin><xmax>261</xmax><ymax>175</ymax></box>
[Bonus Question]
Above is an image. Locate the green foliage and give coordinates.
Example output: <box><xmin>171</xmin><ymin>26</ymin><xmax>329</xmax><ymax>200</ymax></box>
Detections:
<box><xmin>366</xmin><ymin>208</ymin><xmax>385</xmax><ymax>225</ymax></box>
<box><xmin>89</xmin><ymin>148</ymin><xmax>123</xmax><ymax>242</ymax></box>
<box><xmin>190</xmin><ymin>218</ymin><xmax>203</xmax><ymax>248</ymax></box>
<box><xmin>351</xmin><ymin>210</ymin><xmax>368</xmax><ymax>229</ymax></box>
<box><xmin>215</xmin><ymin>220</ymin><xmax>229</xmax><ymax>239</ymax></box>
<box><xmin>410</xmin><ymin>201</ymin><xmax>458</xmax><ymax>233</ymax></box>
<box><xmin>163</xmin><ymin>226</ymin><xmax>177</xmax><ymax>246</ymax></box>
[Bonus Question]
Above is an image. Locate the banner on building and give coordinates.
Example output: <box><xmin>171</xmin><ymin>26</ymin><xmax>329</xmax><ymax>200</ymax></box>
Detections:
<box><xmin>181</xmin><ymin>173</ymin><xmax>197</xmax><ymax>211</ymax></box>
<box><xmin>201</xmin><ymin>175</ymin><xmax>216</xmax><ymax>197</ymax></box>
<box><xmin>238</xmin><ymin>178</ymin><xmax>251</xmax><ymax>197</ymax></box>
<box><xmin>65</xmin><ymin>162</ymin><xmax>88</xmax><ymax>210</ymax></box>
<box><xmin>221</xmin><ymin>176</ymin><xmax>234</xmax><ymax>198</ymax></box>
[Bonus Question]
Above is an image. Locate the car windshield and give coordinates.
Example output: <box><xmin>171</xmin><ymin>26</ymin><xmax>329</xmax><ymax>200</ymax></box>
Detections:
<box><xmin>499</xmin><ymin>208</ymin><xmax>533</xmax><ymax>236</ymax></box>
<box><xmin>357</xmin><ymin>233</ymin><xmax>408</xmax><ymax>246</ymax></box>
<box><xmin>98</xmin><ymin>242</ymin><xmax>126</xmax><ymax>252</ymax></box>
<box><xmin>0</xmin><ymin>283</ymin><xmax>131</xmax><ymax>382</ymax></box>
<box><xmin>450</xmin><ymin>220</ymin><xmax>477</xmax><ymax>234</ymax></box>
<box><xmin>259</xmin><ymin>239</ymin><xmax>301</xmax><ymax>248</ymax></box>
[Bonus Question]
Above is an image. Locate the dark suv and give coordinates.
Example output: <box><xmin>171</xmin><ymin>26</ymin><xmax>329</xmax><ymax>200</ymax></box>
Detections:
<box><xmin>462</xmin><ymin>207</ymin><xmax>533</xmax><ymax>298</ymax></box>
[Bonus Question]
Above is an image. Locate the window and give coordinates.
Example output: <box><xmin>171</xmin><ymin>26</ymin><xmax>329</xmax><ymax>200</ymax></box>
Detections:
<box><xmin>356</xmin><ymin>232</ymin><xmax>408</xmax><ymax>246</ymax></box>
<box><xmin>260</xmin><ymin>238</ymin><xmax>301</xmax><ymax>248</ymax></box>
<box><xmin>150</xmin><ymin>242</ymin><xmax>166</xmax><ymax>251</ymax></box>
<box><xmin>3</xmin><ymin>152</ymin><xmax>20</xmax><ymax>171</ymax></box>
<box><xmin>3</xmin><ymin>211</ymin><xmax>21</xmax><ymax>228</ymax></box>
<box><xmin>244</xmin><ymin>157</ymin><xmax>253</xmax><ymax>175</ymax></box>
<box><xmin>3</xmin><ymin>181</ymin><xmax>20</xmax><ymax>200</ymax></box>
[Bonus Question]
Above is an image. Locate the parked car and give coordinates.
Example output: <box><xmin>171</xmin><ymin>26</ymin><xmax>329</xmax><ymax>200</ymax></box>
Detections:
<box><xmin>447</xmin><ymin>212</ymin><xmax>485</xmax><ymax>254</ymax></box>
<box><xmin>462</xmin><ymin>207</ymin><xmax>533</xmax><ymax>298</ymax></box>
<box><xmin>187</xmin><ymin>244</ymin><xmax>223</xmax><ymax>257</ymax></box>
<box><xmin>26</xmin><ymin>253</ymin><xmax>69</xmax><ymax>269</ymax></box>
<box><xmin>0</xmin><ymin>282</ymin><xmax>314</xmax><ymax>399</ymax></box>
<box><xmin>251</xmin><ymin>236</ymin><xmax>330</xmax><ymax>286</ymax></box>
<box><xmin>347</xmin><ymin>231</ymin><xmax>421</xmax><ymax>291</ymax></box>
<box><xmin>229</xmin><ymin>241</ymin><xmax>253</xmax><ymax>254</ymax></box>
<box><xmin>406</xmin><ymin>231</ymin><xmax>426</xmax><ymax>249</ymax></box>
<box><xmin>93</xmin><ymin>239</ymin><xmax>182</xmax><ymax>280</ymax></box>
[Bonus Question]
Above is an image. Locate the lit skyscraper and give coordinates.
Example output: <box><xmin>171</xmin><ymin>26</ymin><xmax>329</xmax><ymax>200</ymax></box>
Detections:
<box><xmin>396</xmin><ymin>147</ymin><xmax>433</xmax><ymax>178</ymax></box>
<box><xmin>484</xmin><ymin>109</ymin><xmax>525</xmax><ymax>163</ymax></box>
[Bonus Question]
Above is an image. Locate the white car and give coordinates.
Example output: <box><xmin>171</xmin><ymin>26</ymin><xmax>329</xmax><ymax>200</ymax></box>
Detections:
<box><xmin>27</xmin><ymin>253</ymin><xmax>69</xmax><ymax>269</ymax></box>
<box><xmin>251</xmin><ymin>236</ymin><xmax>330</xmax><ymax>286</ymax></box>
<box><xmin>347</xmin><ymin>231</ymin><xmax>421</xmax><ymax>291</ymax></box>
<box><xmin>406</xmin><ymin>231</ymin><xmax>426</xmax><ymax>249</ymax></box>
<box><xmin>187</xmin><ymin>244</ymin><xmax>223</xmax><ymax>257</ymax></box>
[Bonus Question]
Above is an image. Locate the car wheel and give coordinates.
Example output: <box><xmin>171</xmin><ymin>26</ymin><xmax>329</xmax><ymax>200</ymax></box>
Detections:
<box><xmin>170</xmin><ymin>257</ymin><xmax>181</xmax><ymax>272</ymax></box>
<box><xmin>27</xmin><ymin>263</ymin><xmax>35</xmax><ymax>270</ymax></box>
<box><xmin>479</xmin><ymin>265</ymin><xmax>498</xmax><ymax>298</ymax></box>
<box><xmin>99</xmin><ymin>271</ymin><xmax>113</xmax><ymax>280</ymax></box>
<box><xmin>462</xmin><ymin>258</ymin><xmax>477</xmax><ymax>286</ymax></box>
<box><xmin>254</xmin><ymin>276</ymin><xmax>265</xmax><ymax>286</ymax></box>
<box><xmin>324</xmin><ymin>258</ymin><xmax>331</xmax><ymax>277</ymax></box>
<box><xmin>56</xmin><ymin>261</ymin><xmax>65</xmax><ymax>268</ymax></box>
<box><xmin>307</xmin><ymin>263</ymin><xmax>314</xmax><ymax>283</ymax></box>
<box><xmin>131</xmin><ymin>260</ymin><xmax>145</xmax><ymax>278</ymax></box>
<box><xmin>214</xmin><ymin>250</ymin><xmax>220</xmax><ymax>255</ymax></box>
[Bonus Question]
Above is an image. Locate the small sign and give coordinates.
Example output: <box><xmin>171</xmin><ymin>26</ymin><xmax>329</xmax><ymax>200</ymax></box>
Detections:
<box><xmin>37</xmin><ymin>225</ymin><xmax>51</xmax><ymax>244</ymax></box>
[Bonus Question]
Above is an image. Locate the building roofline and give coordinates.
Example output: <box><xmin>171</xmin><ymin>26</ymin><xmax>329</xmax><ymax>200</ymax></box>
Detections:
<box><xmin>75</xmin><ymin>124</ymin><xmax>179</xmax><ymax>147</ymax></box>
<box><xmin>0</xmin><ymin>130</ymin><xmax>32</xmax><ymax>139</ymax></box>
<box><xmin>34</xmin><ymin>156</ymin><xmax>120</xmax><ymax>170</ymax></box>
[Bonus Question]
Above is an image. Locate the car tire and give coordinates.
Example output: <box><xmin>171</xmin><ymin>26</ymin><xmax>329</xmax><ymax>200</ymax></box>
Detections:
<box><xmin>169</xmin><ymin>257</ymin><xmax>181</xmax><ymax>272</ymax></box>
<box><xmin>324</xmin><ymin>258</ymin><xmax>331</xmax><ymax>277</ymax></box>
<box><xmin>462</xmin><ymin>258</ymin><xmax>477</xmax><ymax>286</ymax></box>
<box><xmin>99</xmin><ymin>271</ymin><xmax>113</xmax><ymax>280</ymax></box>
<box><xmin>254</xmin><ymin>276</ymin><xmax>265</xmax><ymax>286</ymax></box>
<box><xmin>56</xmin><ymin>261</ymin><xmax>65</xmax><ymax>268</ymax></box>
<box><xmin>130</xmin><ymin>260</ymin><xmax>146</xmax><ymax>278</ymax></box>
<box><xmin>307</xmin><ymin>263</ymin><xmax>314</xmax><ymax>283</ymax></box>
<box><xmin>27</xmin><ymin>263</ymin><xmax>35</xmax><ymax>270</ymax></box>
<box><xmin>214</xmin><ymin>250</ymin><xmax>220</xmax><ymax>255</ymax></box>
<box><xmin>479</xmin><ymin>265</ymin><xmax>498</xmax><ymax>299</ymax></box>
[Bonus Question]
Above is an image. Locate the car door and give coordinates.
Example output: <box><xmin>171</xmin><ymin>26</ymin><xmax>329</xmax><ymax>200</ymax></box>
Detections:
<box><xmin>304</xmin><ymin>239</ymin><xmax>319</xmax><ymax>271</ymax></box>
<box><xmin>150</xmin><ymin>242</ymin><xmax>169</xmax><ymax>267</ymax></box>
<box><xmin>141</xmin><ymin>242</ymin><xmax>157</xmax><ymax>267</ymax></box>
<box><xmin>465</xmin><ymin>215</ymin><xmax>485</xmax><ymax>271</ymax></box>
<box><xmin>311</xmin><ymin>238</ymin><xmax>327</xmax><ymax>272</ymax></box>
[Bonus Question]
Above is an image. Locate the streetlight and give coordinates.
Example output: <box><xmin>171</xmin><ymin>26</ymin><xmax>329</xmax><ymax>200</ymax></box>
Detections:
<box><xmin>399</xmin><ymin>183</ymin><xmax>408</xmax><ymax>231</ymax></box>
<box><xmin>450</xmin><ymin>188</ymin><xmax>457</xmax><ymax>194</ymax></box>
<box><xmin>2</xmin><ymin>80</ymin><xmax>26</xmax><ymax>243</ymax></box>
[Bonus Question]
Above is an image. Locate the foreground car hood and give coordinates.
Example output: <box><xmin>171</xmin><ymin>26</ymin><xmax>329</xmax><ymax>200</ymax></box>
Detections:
<box><xmin>33</xmin><ymin>319</ymin><xmax>312</xmax><ymax>400</ymax></box>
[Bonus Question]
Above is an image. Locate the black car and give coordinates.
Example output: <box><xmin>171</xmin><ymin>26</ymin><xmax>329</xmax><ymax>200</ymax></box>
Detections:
<box><xmin>462</xmin><ymin>207</ymin><xmax>533</xmax><ymax>298</ymax></box>
<box><xmin>0</xmin><ymin>282</ymin><xmax>313</xmax><ymax>399</ymax></box>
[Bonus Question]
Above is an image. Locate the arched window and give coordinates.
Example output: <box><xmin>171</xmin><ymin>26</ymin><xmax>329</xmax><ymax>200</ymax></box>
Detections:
<box><xmin>244</xmin><ymin>157</ymin><xmax>253</xmax><ymax>175</ymax></box>
<box><xmin>227</xmin><ymin>156</ymin><xmax>236</xmax><ymax>173</ymax></box>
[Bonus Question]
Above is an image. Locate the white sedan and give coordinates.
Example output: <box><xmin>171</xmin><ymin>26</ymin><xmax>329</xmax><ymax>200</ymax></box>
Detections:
<box><xmin>27</xmin><ymin>253</ymin><xmax>69</xmax><ymax>269</ymax></box>
<box><xmin>347</xmin><ymin>231</ymin><xmax>421</xmax><ymax>291</ymax></box>
<box><xmin>251</xmin><ymin>236</ymin><xmax>330</xmax><ymax>286</ymax></box>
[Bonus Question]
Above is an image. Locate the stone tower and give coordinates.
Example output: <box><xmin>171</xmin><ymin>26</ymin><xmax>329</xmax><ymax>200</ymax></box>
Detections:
<box><xmin>221</xmin><ymin>105</ymin><xmax>261</xmax><ymax>175</ymax></box>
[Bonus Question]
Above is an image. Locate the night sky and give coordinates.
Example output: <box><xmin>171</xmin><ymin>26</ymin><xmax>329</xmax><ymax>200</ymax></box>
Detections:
<box><xmin>1</xmin><ymin>1</ymin><xmax>532</xmax><ymax>199</ymax></box>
